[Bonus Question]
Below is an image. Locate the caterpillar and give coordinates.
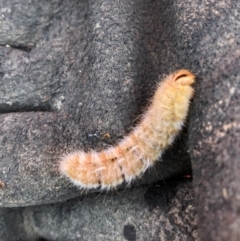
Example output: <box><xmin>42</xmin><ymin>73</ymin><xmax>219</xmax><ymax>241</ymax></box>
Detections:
<box><xmin>59</xmin><ymin>69</ymin><xmax>195</xmax><ymax>190</ymax></box>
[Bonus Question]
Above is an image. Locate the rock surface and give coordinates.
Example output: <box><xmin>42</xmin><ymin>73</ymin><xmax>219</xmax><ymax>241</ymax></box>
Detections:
<box><xmin>0</xmin><ymin>0</ymin><xmax>239</xmax><ymax>240</ymax></box>
<box><xmin>188</xmin><ymin>1</ymin><xmax>240</xmax><ymax>240</ymax></box>
<box><xmin>0</xmin><ymin>179</ymin><xmax>198</xmax><ymax>241</ymax></box>
<box><xmin>0</xmin><ymin>0</ymin><xmax>193</xmax><ymax>207</ymax></box>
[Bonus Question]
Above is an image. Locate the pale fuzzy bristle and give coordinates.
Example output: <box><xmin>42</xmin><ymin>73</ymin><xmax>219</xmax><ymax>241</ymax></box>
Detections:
<box><xmin>59</xmin><ymin>69</ymin><xmax>195</xmax><ymax>190</ymax></box>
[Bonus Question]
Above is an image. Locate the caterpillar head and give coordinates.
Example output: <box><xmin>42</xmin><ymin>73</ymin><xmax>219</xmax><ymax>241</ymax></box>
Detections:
<box><xmin>173</xmin><ymin>69</ymin><xmax>195</xmax><ymax>86</ymax></box>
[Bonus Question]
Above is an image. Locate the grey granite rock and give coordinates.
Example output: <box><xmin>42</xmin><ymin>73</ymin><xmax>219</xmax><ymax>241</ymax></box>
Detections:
<box><xmin>0</xmin><ymin>179</ymin><xmax>198</xmax><ymax>241</ymax></box>
<box><xmin>1</xmin><ymin>0</ymin><xmax>239</xmax><ymax>240</ymax></box>
<box><xmin>0</xmin><ymin>0</ymin><xmax>62</xmax><ymax>49</ymax></box>
<box><xmin>0</xmin><ymin>207</ymin><xmax>37</xmax><ymax>241</ymax></box>
<box><xmin>186</xmin><ymin>1</ymin><xmax>240</xmax><ymax>241</ymax></box>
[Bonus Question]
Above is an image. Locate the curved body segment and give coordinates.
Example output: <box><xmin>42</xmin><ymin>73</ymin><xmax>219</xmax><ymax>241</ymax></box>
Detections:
<box><xmin>59</xmin><ymin>70</ymin><xmax>195</xmax><ymax>189</ymax></box>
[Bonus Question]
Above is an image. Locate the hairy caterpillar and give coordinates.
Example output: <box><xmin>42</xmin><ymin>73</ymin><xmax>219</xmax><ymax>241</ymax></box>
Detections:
<box><xmin>60</xmin><ymin>69</ymin><xmax>195</xmax><ymax>190</ymax></box>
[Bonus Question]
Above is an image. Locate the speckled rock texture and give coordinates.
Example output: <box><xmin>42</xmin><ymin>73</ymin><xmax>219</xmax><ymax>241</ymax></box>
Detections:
<box><xmin>0</xmin><ymin>179</ymin><xmax>198</xmax><ymax>241</ymax></box>
<box><xmin>188</xmin><ymin>1</ymin><xmax>240</xmax><ymax>241</ymax></box>
<box><xmin>0</xmin><ymin>0</ymin><xmax>239</xmax><ymax>240</ymax></box>
<box><xmin>0</xmin><ymin>0</ymin><xmax>194</xmax><ymax>207</ymax></box>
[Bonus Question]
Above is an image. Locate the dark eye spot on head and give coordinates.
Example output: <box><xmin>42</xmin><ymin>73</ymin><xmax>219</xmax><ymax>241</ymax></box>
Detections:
<box><xmin>123</xmin><ymin>224</ymin><xmax>136</xmax><ymax>241</ymax></box>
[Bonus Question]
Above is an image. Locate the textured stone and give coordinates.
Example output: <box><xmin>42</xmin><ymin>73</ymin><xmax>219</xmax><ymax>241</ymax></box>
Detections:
<box><xmin>0</xmin><ymin>207</ymin><xmax>37</xmax><ymax>241</ymax></box>
<box><xmin>187</xmin><ymin>1</ymin><xmax>240</xmax><ymax>240</ymax></box>
<box><xmin>0</xmin><ymin>179</ymin><xmax>198</xmax><ymax>241</ymax></box>
<box><xmin>0</xmin><ymin>0</ymin><xmax>62</xmax><ymax>49</ymax></box>
<box><xmin>0</xmin><ymin>0</ymin><xmax>239</xmax><ymax>240</ymax></box>
<box><xmin>0</xmin><ymin>0</ymin><xmax>192</xmax><ymax>207</ymax></box>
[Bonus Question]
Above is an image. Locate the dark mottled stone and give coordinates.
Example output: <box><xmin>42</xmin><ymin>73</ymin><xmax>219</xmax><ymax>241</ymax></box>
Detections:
<box><xmin>0</xmin><ymin>179</ymin><xmax>197</xmax><ymax>241</ymax></box>
<box><xmin>0</xmin><ymin>0</ymin><xmax>239</xmax><ymax>240</ymax></box>
<box><xmin>123</xmin><ymin>224</ymin><xmax>137</xmax><ymax>241</ymax></box>
<box><xmin>144</xmin><ymin>177</ymin><xmax>185</xmax><ymax>212</ymax></box>
<box><xmin>187</xmin><ymin>0</ymin><xmax>240</xmax><ymax>240</ymax></box>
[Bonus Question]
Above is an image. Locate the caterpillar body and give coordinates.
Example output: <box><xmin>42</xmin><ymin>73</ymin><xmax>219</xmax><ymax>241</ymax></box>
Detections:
<box><xmin>60</xmin><ymin>70</ymin><xmax>195</xmax><ymax>190</ymax></box>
